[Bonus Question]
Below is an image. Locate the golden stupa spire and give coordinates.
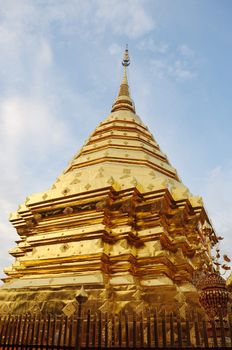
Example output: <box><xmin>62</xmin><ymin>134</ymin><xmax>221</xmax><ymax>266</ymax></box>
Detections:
<box><xmin>111</xmin><ymin>45</ymin><xmax>135</xmax><ymax>113</ymax></box>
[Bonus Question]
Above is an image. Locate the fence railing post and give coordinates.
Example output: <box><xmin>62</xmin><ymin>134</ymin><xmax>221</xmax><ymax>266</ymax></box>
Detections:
<box><xmin>185</xmin><ymin>313</ymin><xmax>191</xmax><ymax>347</ymax></box>
<box><xmin>219</xmin><ymin>310</ymin><xmax>226</xmax><ymax>347</ymax></box>
<box><xmin>15</xmin><ymin>315</ymin><xmax>22</xmax><ymax>350</ymax></box>
<box><xmin>161</xmin><ymin>310</ymin><xmax>166</xmax><ymax>348</ymax></box>
<box><xmin>104</xmin><ymin>312</ymin><xmax>108</xmax><ymax>348</ymax></box>
<box><xmin>170</xmin><ymin>312</ymin><xmax>174</xmax><ymax>347</ymax></box>
<box><xmin>147</xmin><ymin>310</ymin><xmax>151</xmax><ymax>348</ymax></box>
<box><xmin>201</xmin><ymin>318</ymin><xmax>208</xmax><ymax>348</ymax></box>
<box><xmin>210</xmin><ymin>318</ymin><xmax>218</xmax><ymax>348</ymax></box>
<box><xmin>97</xmin><ymin>311</ymin><xmax>102</xmax><ymax>349</ymax></box>
<box><xmin>194</xmin><ymin>312</ymin><xmax>201</xmax><ymax>347</ymax></box>
<box><xmin>140</xmin><ymin>312</ymin><xmax>144</xmax><ymax>348</ymax></box>
<box><xmin>176</xmin><ymin>313</ymin><xmax>182</xmax><ymax>348</ymax></box>
<box><xmin>75</xmin><ymin>302</ymin><xmax>82</xmax><ymax>350</ymax></box>
<box><xmin>118</xmin><ymin>312</ymin><xmax>122</xmax><ymax>347</ymax></box>
<box><xmin>1</xmin><ymin>308</ymin><xmax>232</xmax><ymax>349</ymax></box>
<box><xmin>63</xmin><ymin>316</ymin><xmax>68</xmax><ymax>347</ymax></box>
<box><xmin>68</xmin><ymin>316</ymin><xmax>73</xmax><ymax>349</ymax></box>
<box><xmin>228</xmin><ymin>312</ymin><xmax>232</xmax><ymax>348</ymax></box>
<box><xmin>132</xmin><ymin>312</ymin><xmax>136</xmax><ymax>348</ymax></box>
<box><xmin>125</xmin><ymin>311</ymin><xmax>129</xmax><ymax>348</ymax></box>
<box><xmin>153</xmin><ymin>308</ymin><xmax>158</xmax><ymax>348</ymax></box>
<box><xmin>57</xmin><ymin>315</ymin><xmax>63</xmax><ymax>350</ymax></box>
<box><xmin>86</xmin><ymin>309</ymin><xmax>91</xmax><ymax>348</ymax></box>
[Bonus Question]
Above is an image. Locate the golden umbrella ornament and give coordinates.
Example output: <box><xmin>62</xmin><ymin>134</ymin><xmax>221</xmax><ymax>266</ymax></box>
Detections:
<box><xmin>199</xmin><ymin>272</ymin><xmax>229</xmax><ymax>319</ymax></box>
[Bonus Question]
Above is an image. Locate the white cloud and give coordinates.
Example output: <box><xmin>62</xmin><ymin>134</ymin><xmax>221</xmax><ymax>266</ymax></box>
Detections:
<box><xmin>178</xmin><ymin>44</ymin><xmax>194</xmax><ymax>58</ymax></box>
<box><xmin>150</xmin><ymin>56</ymin><xmax>196</xmax><ymax>82</ymax></box>
<box><xmin>172</xmin><ymin>60</ymin><xmax>196</xmax><ymax>81</ymax></box>
<box><xmin>137</xmin><ymin>37</ymin><xmax>169</xmax><ymax>53</ymax></box>
<box><xmin>139</xmin><ymin>42</ymin><xmax>197</xmax><ymax>83</ymax></box>
<box><xmin>0</xmin><ymin>199</ymin><xmax>22</xmax><ymax>279</ymax></box>
<box><xmin>108</xmin><ymin>43</ymin><xmax>122</xmax><ymax>56</ymax></box>
<box><xmin>0</xmin><ymin>94</ymin><xmax>71</xmax><ymax>219</ymax></box>
<box><xmin>0</xmin><ymin>93</ymin><xmax>72</xmax><ymax>280</ymax></box>
<box><xmin>0</xmin><ymin>0</ymin><xmax>155</xmax><ymax>42</ymax></box>
<box><xmin>0</xmin><ymin>1</ymin><xmax>73</xmax><ymax>279</ymax></box>
<box><xmin>38</xmin><ymin>39</ymin><xmax>53</xmax><ymax>67</ymax></box>
<box><xmin>94</xmin><ymin>0</ymin><xmax>155</xmax><ymax>39</ymax></box>
<box><xmin>0</xmin><ymin>96</ymin><xmax>66</xmax><ymax>152</ymax></box>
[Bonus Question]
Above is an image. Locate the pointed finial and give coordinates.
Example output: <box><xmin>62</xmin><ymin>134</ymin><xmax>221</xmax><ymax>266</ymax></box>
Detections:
<box><xmin>122</xmin><ymin>45</ymin><xmax>130</xmax><ymax>67</ymax></box>
<box><xmin>75</xmin><ymin>285</ymin><xmax>88</xmax><ymax>304</ymax></box>
<box><xmin>111</xmin><ymin>45</ymin><xmax>135</xmax><ymax>113</ymax></box>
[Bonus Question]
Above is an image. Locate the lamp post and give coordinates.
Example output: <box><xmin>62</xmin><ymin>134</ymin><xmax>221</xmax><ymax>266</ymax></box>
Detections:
<box><xmin>75</xmin><ymin>285</ymin><xmax>88</xmax><ymax>350</ymax></box>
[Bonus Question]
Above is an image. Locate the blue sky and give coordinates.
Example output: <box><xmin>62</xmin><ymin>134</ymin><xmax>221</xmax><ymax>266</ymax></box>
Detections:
<box><xmin>0</xmin><ymin>0</ymin><xmax>231</xmax><ymax>279</ymax></box>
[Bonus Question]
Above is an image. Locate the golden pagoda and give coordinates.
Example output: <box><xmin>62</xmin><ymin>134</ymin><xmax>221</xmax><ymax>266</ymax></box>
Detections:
<box><xmin>0</xmin><ymin>48</ymin><xmax>218</xmax><ymax>316</ymax></box>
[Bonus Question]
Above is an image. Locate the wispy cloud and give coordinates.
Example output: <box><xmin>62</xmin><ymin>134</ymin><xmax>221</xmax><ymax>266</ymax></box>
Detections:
<box><xmin>178</xmin><ymin>44</ymin><xmax>194</xmax><ymax>58</ymax></box>
<box><xmin>150</xmin><ymin>58</ymin><xmax>196</xmax><ymax>82</ymax></box>
<box><xmin>0</xmin><ymin>0</ymin><xmax>155</xmax><ymax>42</ymax></box>
<box><xmin>137</xmin><ymin>37</ymin><xmax>169</xmax><ymax>53</ymax></box>
<box><xmin>94</xmin><ymin>0</ymin><xmax>155</xmax><ymax>38</ymax></box>
<box><xmin>108</xmin><ymin>43</ymin><xmax>122</xmax><ymax>56</ymax></box>
<box><xmin>137</xmin><ymin>38</ymin><xmax>197</xmax><ymax>82</ymax></box>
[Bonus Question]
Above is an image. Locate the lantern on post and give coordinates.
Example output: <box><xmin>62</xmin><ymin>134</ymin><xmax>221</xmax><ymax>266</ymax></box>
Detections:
<box><xmin>75</xmin><ymin>285</ymin><xmax>88</xmax><ymax>350</ymax></box>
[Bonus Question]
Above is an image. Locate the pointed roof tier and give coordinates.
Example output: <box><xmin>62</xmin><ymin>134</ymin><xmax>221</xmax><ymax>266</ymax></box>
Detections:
<box><xmin>21</xmin><ymin>47</ymin><xmax>197</xmax><ymax>207</ymax></box>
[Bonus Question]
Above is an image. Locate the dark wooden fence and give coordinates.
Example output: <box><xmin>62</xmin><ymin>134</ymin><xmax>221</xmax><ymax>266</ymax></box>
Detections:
<box><xmin>0</xmin><ymin>309</ymin><xmax>232</xmax><ymax>349</ymax></box>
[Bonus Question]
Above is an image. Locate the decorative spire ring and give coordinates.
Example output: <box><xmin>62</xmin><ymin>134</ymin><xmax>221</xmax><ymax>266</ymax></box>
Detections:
<box><xmin>122</xmin><ymin>45</ymin><xmax>130</xmax><ymax>67</ymax></box>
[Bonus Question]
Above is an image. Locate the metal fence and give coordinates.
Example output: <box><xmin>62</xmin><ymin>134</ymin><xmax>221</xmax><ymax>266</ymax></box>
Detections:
<box><xmin>0</xmin><ymin>309</ymin><xmax>232</xmax><ymax>349</ymax></box>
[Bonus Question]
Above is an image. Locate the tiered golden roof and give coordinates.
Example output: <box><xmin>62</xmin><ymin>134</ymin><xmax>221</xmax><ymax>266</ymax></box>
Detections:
<box><xmin>0</xmin><ymin>48</ymin><xmax>218</xmax><ymax>315</ymax></box>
